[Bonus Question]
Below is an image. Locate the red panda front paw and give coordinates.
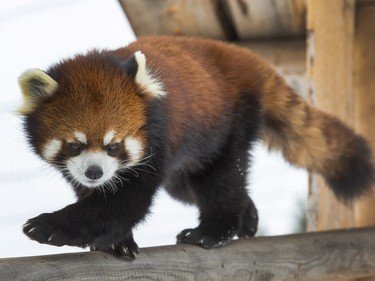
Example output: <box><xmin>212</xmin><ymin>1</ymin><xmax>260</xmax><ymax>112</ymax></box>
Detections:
<box><xmin>23</xmin><ymin>213</ymin><xmax>86</xmax><ymax>247</ymax></box>
<box><xmin>177</xmin><ymin>221</ymin><xmax>237</xmax><ymax>249</ymax></box>
<box><xmin>90</xmin><ymin>236</ymin><xmax>139</xmax><ymax>260</ymax></box>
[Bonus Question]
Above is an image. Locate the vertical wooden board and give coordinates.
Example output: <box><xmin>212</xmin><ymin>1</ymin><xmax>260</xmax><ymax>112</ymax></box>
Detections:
<box><xmin>118</xmin><ymin>0</ymin><xmax>226</xmax><ymax>39</ymax></box>
<box><xmin>306</xmin><ymin>0</ymin><xmax>356</xmax><ymax>231</ymax></box>
<box><xmin>225</xmin><ymin>0</ymin><xmax>306</xmax><ymax>40</ymax></box>
<box><xmin>354</xmin><ymin>3</ymin><xmax>375</xmax><ymax>227</ymax></box>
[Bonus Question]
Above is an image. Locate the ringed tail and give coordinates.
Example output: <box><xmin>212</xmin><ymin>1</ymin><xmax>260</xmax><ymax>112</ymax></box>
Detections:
<box><xmin>260</xmin><ymin>72</ymin><xmax>374</xmax><ymax>201</ymax></box>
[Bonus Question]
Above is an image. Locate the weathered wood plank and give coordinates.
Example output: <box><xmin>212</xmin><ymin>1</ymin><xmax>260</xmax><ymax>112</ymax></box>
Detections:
<box><xmin>306</xmin><ymin>0</ymin><xmax>357</xmax><ymax>231</ymax></box>
<box><xmin>225</xmin><ymin>0</ymin><xmax>306</xmax><ymax>40</ymax></box>
<box><xmin>118</xmin><ymin>0</ymin><xmax>307</xmax><ymax>40</ymax></box>
<box><xmin>1</xmin><ymin>228</ymin><xmax>375</xmax><ymax>281</ymax></box>
<box><xmin>353</xmin><ymin>3</ymin><xmax>375</xmax><ymax>228</ymax></box>
<box><xmin>118</xmin><ymin>0</ymin><xmax>226</xmax><ymax>39</ymax></box>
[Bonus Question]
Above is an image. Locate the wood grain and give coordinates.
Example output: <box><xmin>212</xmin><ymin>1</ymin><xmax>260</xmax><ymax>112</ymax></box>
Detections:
<box><xmin>1</xmin><ymin>228</ymin><xmax>375</xmax><ymax>281</ymax></box>
<box><xmin>306</xmin><ymin>0</ymin><xmax>357</xmax><ymax>231</ymax></box>
<box><xmin>353</xmin><ymin>3</ymin><xmax>375</xmax><ymax>228</ymax></box>
<box><xmin>225</xmin><ymin>0</ymin><xmax>306</xmax><ymax>40</ymax></box>
<box><xmin>118</xmin><ymin>0</ymin><xmax>307</xmax><ymax>40</ymax></box>
<box><xmin>118</xmin><ymin>0</ymin><xmax>226</xmax><ymax>39</ymax></box>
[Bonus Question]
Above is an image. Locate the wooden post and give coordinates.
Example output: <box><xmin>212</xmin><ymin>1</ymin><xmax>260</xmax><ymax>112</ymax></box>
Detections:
<box><xmin>307</xmin><ymin>6</ymin><xmax>375</xmax><ymax>281</ymax></box>
<box><xmin>1</xmin><ymin>228</ymin><xmax>375</xmax><ymax>281</ymax></box>
<box><xmin>307</xmin><ymin>0</ymin><xmax>357</xmax><ymax>231</ymax></box>
<box><xmin>307</xmin><ymin>0</ymin><xmax>375</xmax><ymax>230</ymax></box>
<box><xmin>352</xmin><ymin>8</ymin><xmax>375</xmax><ymax>278</ymax></box>
<box><xmin>353</xmin><ymin>2</ymin><xmax>375</xmax><ymax>228</ymax></box>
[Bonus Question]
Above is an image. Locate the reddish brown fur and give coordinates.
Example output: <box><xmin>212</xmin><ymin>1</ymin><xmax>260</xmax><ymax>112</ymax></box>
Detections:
<box><xmin>38</xmin><ymin>55</ymin><xmax>147</xmax><ymax>153</ymax></box>
<box><xmin>117</xmin><ymin>37</ymin><xmax>351</xmax><ymax>175</ymax></box>
<box><xmin>34</xmin><ymin>35</ymin><xmax>373</xmax><ymax>198</ymax></box>
<box><xmin>111</xmin><ymin>37</ymin><xmax>268</xmax><ymax>151</ymax></box>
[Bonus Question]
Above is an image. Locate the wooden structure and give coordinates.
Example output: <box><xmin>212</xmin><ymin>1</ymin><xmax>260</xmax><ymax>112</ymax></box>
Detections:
<box><xmin>1</xmin><ymin>227</ymin><xmax>374</xmax><ymax>281</ymax></box>
<box><xmin>306</xmin><ymin>0</ymin><xmax>357</xmax><ymax>231</ymax></box>
<box><xmin>119</xmin><ymin>0</ymin><xmax>306</xmax><ymax>40</ymax></box>
<box><xmin>306</xmin><ymin>0</ymin><xmax>375</xmax><ymax>232</ymax></box>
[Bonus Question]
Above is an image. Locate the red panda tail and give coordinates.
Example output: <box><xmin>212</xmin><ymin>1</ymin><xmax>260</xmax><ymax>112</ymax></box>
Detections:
<box><xmin>261</xmin><ymin>73</ymin><xmax>374</xmax><ymax>201</ymax></box>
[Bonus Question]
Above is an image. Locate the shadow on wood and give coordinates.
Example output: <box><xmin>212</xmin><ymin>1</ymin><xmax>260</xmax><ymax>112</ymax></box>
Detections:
<box><xmin>0</xmin><ymin>227</ymin><xmax>374</xmax><ymax>281</ymax></box>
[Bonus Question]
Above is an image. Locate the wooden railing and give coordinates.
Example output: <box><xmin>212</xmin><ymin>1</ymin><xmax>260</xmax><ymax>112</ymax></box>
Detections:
<box><xmin>1</xmin><ymin>227</ymin><xmax>374</xmax><ymax>281</ymax></box>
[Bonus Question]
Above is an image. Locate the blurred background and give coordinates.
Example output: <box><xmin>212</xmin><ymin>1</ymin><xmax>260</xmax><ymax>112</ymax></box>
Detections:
<box><xmin>0</xmin><ymin>0</ymin><xmax>307</xmax><ymax>258</ymax></box>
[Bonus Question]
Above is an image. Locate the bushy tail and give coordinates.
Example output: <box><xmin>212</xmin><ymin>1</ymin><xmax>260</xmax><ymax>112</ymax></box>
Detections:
<box><xmin>261</xmin><ymin>73</ymin><xmax>374</xmax><ymax>201</ymax></box>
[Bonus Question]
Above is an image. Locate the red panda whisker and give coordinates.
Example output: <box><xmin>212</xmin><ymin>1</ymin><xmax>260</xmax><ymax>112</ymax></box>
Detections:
<box><xmin>118</xmin><ymin>161</ymin><xmax>157</xmax><ymax>176</ymax></box>
<box><xmin>134</xmin><ymin>162</ymin><xmax>157</xmax><ymax>172</ymax></box>
<box><xmin>126</xmin><ymin>167</ymin><xmax>139</xmax><ymax>178</ymax></box>
<box><xmin>129</xmin><ymin>167</ymin><xmax>158</xmax><ymax>176</ymax></box>
<box><xmin>96</xmin><ymin>186</ymin><xmax>107</xmax><ymax>201</ymax></box>
<box><xmin>65</xmin><ymin>175</ymin><xmax>81</xmax><ymax>190</ymax></box>
<box><xmin>112</xmin><ymin>173</ymin><xmax>129</xmax><ymax>187</ymax></box>
<box><xmin>138</xmin><ymin>148</ymin><xmax>157</xmax><ymax>162</ymax></box>
<box><xmin>106</xmin><ymin>178</ymin><xmax>119</xmax><ymax>193</ymax></box>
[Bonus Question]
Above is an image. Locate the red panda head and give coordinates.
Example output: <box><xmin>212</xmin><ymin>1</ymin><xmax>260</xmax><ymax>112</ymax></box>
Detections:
<box><xmin>18</xmin><ymin>50</ymin><xmax>166</xmax><ymax>190</ymax></box>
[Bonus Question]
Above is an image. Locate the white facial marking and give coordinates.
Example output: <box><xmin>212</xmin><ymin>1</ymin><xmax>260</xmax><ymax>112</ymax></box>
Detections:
<box><xmin>103</xmin><ymin>130</ymin><xmax>116</xmax><ymax>146</ymax></box>
<box><xmin>66</xmin><ymin>151</ymin><xmax>119</xmax><ymax>188</ymax></box>
<box><xmin>124</xmin><ymin>137</ymin><xmax>143</xmax><ymax>165</ymax></box>
<box><xmin>134</xmin><ymin>51</ymin><xmax>166</xmax><ymax>98</ymax></box>
<box><xmin>42</xmin><ymin>139</ymin><xmax>62</xmax><ymax>161</ymax></box>
<box><xmin>74</xmin><ymin>131</ymin><xmax>87</xmax><ymax>144</ymax></box>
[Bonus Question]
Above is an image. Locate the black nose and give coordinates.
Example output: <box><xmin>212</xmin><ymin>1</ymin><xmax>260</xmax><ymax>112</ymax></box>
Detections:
<box><xmin>85</xmin><ymin>165</ymin><xmax>103</xmax><ymax>180</ymax></box>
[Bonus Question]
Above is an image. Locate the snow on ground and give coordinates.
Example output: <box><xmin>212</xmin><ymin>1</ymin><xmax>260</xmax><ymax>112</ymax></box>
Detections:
<box><xmin>0</xmin><ymin>0</ymin><xmax>307</xmax><ymax>258</ymax></box>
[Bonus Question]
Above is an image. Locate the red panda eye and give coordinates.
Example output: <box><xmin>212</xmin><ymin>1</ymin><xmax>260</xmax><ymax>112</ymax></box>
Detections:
<box><xmin>106</xmin><ymin>143</ymin><xmax>120</xmax><ymax>153</ymax></box>
<box><xmin>67</xmin><ymin>143</ymin><xmax>83</xmax><ymax>154</ymax></box>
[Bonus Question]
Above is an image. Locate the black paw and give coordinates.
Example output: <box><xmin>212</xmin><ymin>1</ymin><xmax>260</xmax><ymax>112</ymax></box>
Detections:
<box><xmin>176</xmin><ymin>222</ymin><xmax>237</xmax><ymax>249</ymax></box>
<box><xmin>91</xmin><ymin>237</ymin><xmax>139</xmax><ymax>260</ymax></box>
<box><xmin>238</xmin><ymin>200</ymin><xmax>258</xmax><ymax>238</ymax></box>
<box><xmin>23</xmin><ymin>213</ymin><xmax>83</xmax><ymax>247</ymax></box>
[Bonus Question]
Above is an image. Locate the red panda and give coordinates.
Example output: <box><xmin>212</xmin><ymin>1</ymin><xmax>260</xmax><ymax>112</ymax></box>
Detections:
<box><xmin>18</xmin><ymin>36</ymin><xmax>374</xmax><ymax>259</ymax></box>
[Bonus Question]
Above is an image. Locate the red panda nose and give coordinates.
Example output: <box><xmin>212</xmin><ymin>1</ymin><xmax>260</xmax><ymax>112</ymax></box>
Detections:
<box><xmin>85</xmin><ymin>165</ymin><xmax>104</xmax><ymax>180</ymax></box>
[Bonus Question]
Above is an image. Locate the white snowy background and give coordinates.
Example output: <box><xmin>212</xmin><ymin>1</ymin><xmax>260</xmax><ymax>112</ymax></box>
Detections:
<box><xmin>0</xmin><ymin>0</ymin><xmax>307</xmax><ymax>258</ymax></box>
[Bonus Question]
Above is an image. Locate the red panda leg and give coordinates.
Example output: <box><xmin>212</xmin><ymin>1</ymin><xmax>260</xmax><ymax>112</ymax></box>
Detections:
<box><xmin>163</xmin><ymin>170</ymin><xmax>196</xmax><ymax>204</ymax></box>
<box><xmin>176</xmin><ymin>92</ymin><xmax>262</xmax><ymax>248</ymax></box>
<box><xmin>176</xmin><ymin>144</ymin><xmax>257</xmax><ymax>248</ymax></box>
<box><xmin>238</xmin><ymin>197</ymin><xmax>258</xmax><ymax>238</ymax></box>
<box><xmin>23</xmin><ymin>169</ymin><xmax>160</xmax><ymax>260</ymax></box>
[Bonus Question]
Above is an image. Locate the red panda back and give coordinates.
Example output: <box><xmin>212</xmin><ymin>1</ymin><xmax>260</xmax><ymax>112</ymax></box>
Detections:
<box><xmin>123</xmin><ymin>36</ymin><xmax>374</xmax><ymax>200</ymax></box>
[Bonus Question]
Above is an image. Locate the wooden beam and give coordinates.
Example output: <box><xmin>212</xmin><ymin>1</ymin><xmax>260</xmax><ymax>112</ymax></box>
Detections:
<box><xmin>306</xmin><ymin>0</ymin><xmax>357</xmax><ymax>231</ymax></box>
<box><xmin>118</xmin><ymin>0</ymin><xmax>226</xmax><ymax>39</ymax></box>
<box><xmin>118</xmin><ymin>0</ymin><xmax>307</xmax><ymax>40</ymax></box>
<box><xmin>1</xmin><ymin>228</ymin><xmax>375</xmax><ymax>281</ymax></box>
<box><xmin>225</xmin><ymin>0</ymin><xmax>306</xmax><ymax>40</ymax></box>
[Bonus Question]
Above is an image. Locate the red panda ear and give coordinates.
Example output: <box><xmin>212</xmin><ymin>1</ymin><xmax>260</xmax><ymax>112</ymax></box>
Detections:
<box><xmin>122</xmin><ymin>51</ymin><xmax>166</xmax><ymax>98</ymax></box>
<box><xmin>121</xmin><ymin>53</ymin><xmax>138</xmax><ymax>79</ymax></box>
<box><xmin>17</xmin><ymin>69</ymin><xmax>58</xmax><ymax>115</ymax></box>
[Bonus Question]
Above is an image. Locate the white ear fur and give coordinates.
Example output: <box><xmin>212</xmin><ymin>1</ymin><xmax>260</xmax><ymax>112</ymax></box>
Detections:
<box><xmin>134</xmin><ymin>51</ymin><xmax>166</xmax><ymax>98</ymax></box>
<box><xmin>17</xmin><ymin>69</ymin><xmax>58</xmax><ymax>115</ymax></box>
